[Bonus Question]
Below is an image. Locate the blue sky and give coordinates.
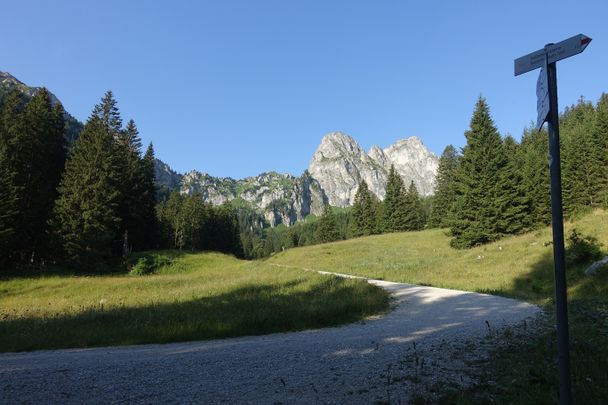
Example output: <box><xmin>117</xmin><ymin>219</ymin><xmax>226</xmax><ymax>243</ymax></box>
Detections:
<box><xmin>2</xmin><ymin>1</ymin><xmax>607</xmax><ymax>178</ymax></box>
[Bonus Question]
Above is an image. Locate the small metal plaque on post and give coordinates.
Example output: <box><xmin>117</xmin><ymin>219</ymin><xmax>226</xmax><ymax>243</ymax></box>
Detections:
<box><xmin>536</xmin><ymin>61</ymin><xmax>549</xmax><ymax>130</ymax></box>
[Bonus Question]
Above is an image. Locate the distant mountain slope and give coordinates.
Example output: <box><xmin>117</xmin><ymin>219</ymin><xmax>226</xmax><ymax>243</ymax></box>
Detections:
<box><xmin>1</xmin><ymin>71</ymin><xmax>439</xmax><ymax>227</ymax></box>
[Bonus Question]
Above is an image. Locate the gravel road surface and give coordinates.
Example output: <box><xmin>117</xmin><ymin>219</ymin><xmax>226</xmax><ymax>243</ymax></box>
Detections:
<box><xmin>0</xmin><ymin>275</ymin><xmax>541</xmax><ymax>404</ymax></box>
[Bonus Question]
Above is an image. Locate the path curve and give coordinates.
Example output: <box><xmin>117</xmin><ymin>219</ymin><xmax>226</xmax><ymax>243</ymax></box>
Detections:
<box><xmin>0</xmin><ymin>273</ymin><xmax>541</xmax><ymax>404</ymax></box>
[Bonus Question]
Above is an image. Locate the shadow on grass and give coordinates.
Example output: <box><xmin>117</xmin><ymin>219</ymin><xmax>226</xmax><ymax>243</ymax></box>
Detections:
<box><xmin>441</xmin><ymin>246</ymin><xmax>608</xmax><ymax>404</ymax></box>
<box><xmin>0</xmin><ymin>277</ymin><xmax>389</xmax><ymax>353</ymax></box>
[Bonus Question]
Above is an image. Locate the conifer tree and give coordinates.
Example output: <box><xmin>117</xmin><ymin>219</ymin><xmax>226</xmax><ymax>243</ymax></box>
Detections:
<box><xmin>403</xmin><ymin>181</ymin><xmax>425</xmax><ymax>231</ymax></box>
<box><xmin>561</xmin><ymin>98</ymin><xmax>596</xmax><ymax>215</ymax></box>
<box><xmin>495</xmin><ymin>136</ymin><xmax>531</xmax><ymax>235</ymax></box>
<box><xmin>51</xmin><ymin>113</ymin><xmax>121</xmax><ymax>266</ymax></box>
<box><xmin>136</xmin><ymin>143</ymin><xmax>158</xmax><ymax>249</ymax></box>
<box><xmin>592</xmin><ymin>93</ymin><xmax>608</xmax><ymax>207</ymax></box>
<box><xmin>315</xmin><ymin>205</ymin><xmax>340</xmax><ymax>243</ymax></box>
<box><xmin>450</xmin><ymin>97</ymin><xmax>505</xmax><ymax>248</ymax></box>
<box><xmin>382</xmin><ymin>165</ymin><xmax>408</xmax><ymax>232</ymax></box>
<box><xmin>520</xmin><ymin>126</ymin><xmax>551</xmax><ymax>226</ymax></box>
<box><xmin>429</xmin><ymin>145</ymin><xmax>460</xmax><ymax>228</ymax></box>
<box><xmin>351</xmin><ymin>180</ymin><xmax>377</xmax><ymax>236</ymax></box>
<box><xmin>0</xmin><ymin>146</ymin><xmax>18</xmax><ymax>265</ymax></box>
<box><xmin>0</xmin><ymin>89</ymin><xmax>66</xmax><ymax>262</ymax></box>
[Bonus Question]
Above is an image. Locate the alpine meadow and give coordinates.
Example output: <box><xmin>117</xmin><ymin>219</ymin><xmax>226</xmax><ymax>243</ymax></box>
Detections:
<box><xmin>1</xmin><ymin>2</ymin><xmax>608</xmax><ymax>403</ymax></box>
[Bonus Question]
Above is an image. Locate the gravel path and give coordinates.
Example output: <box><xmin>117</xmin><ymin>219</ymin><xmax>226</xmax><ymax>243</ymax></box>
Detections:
<box><xmin>0</xmin><ymin>273</ymin><xmax>541</xmax><ymax>404</ymax></box>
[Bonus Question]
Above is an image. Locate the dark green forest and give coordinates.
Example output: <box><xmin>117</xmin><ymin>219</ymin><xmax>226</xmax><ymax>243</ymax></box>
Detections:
<box><xmin>1</xmin><ymin>87</ymin><xmax>607</xmax><ymax>269</ymax></box>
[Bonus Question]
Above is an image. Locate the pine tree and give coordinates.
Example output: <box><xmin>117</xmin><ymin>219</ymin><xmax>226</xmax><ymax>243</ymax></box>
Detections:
<box><xmin>403</xmin><ymin>181</ymin><xmax>425</xmax><ymax>231</ymax></box>
<box><xmin>315</xmin><ymin>205</ymin><xmax>340</xmax><ymax>243</ymax></box>
<box><xmin>382</xmin><ymin>165</ymin><xmax>408</xmax><ymax>232</ymax></box>
<box><xmin>429</xmin><ymin>145</ymin><xmax>460</xmax><ymax>228</ymax></box>
<box><xmin>351</xmin><ymin>180</ymin><xmax>377</xmax><ymax>236</ymax></box>
<box><xmin>450</xmin><ymin>97</ymin><xmax>505</xmax><ymax>248</ymax></box>
<box><xmin>50</xmin><ymin>113</ymin><xmax>121</xmax><ymax>266</ymax></box>
<box><xmin>495</xmin><ymin>136</ymin><xmax>531</xmax><ymax>235</ymax></box>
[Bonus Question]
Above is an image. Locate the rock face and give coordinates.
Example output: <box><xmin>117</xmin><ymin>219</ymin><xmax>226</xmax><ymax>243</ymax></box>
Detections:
<box><xmin>308</xmin><ymin>132</ymin><xmax>439</xmax><ymax>206</ymax></box>
<box><xmin>176</xmin><ymin>170</ymin><xmax>327</xmax><ymax>227</ymax></box>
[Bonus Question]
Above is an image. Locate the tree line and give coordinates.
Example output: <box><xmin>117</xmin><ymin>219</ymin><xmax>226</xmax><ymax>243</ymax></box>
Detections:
<box><xmin>0</xmin><ymin>89</ymin><xmax>243</xmax><ymax>270</ymax></box>
<box><xmin>430</xmin><ymin>94</ymin><xmax>608</xmax><ymax>248</ymax></box>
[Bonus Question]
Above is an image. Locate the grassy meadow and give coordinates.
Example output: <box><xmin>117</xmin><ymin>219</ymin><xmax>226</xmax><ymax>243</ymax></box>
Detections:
<box><xmin>0</xmin><ymin>252</ymin><xmax>388</xmax><ymax>352</ymax></box>
<box><xmin>271</xmin><ymin>209</ymin><xmax>608</xmax><ymax>403</ymax></box>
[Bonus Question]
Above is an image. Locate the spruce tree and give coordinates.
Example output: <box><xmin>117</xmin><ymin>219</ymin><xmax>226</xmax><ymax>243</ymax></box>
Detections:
<box><xmin>495</xmin><ymin>136</ymin><xmax>531</xmax><ymax>235</ymax></box>
<box><xmin>0</xmin><ymin>146</ymin><xmax>18</xmax><ymax>265</ymax></box>
<box><xmin>592</xmin><ymin>93</ymin><xmax>608</xmax><ymax>207</ymax></box>
<box><xmin>429</xmin><ymin>145</ymin><xmax>460</xmax><ymax>228</ymax></box>
<box><xmin>51</xmin><ymin>113</ymin><xmax>121</xmax><ymax>266</ymax></box>
<box><xmin>315</xmin><ymin>205</ymin><xmax>340</xmax><ymax>243</ymax></box>
<box><xmin>403</xmin><ymin>181</ymin><xmax>425</xmax><ymax>231</ymax></box>
<box><xmin>351</xmin><ymin>180</ymin><xmax>377</xmax><ymax>236</ymax></box>
<box><xmin>561</xmin><ymin>98</ymin><xmax>596</xmax><ymax>215</ymax></box>
<box><xmin>136</xmin><ymin>143</ymin><xmax>158</xmax><ymax>249</ymax></box>
<box><xmin>450</xmin><ymin>97</ymin><xmax>505</xmax><ymax>248</ymax></box>
<box><xmin>520</xmin><ymin>126</ymin><xmax>551</xmax><ymax>226</ymax></box>
<box><xmin>0</xmin><ymin>89</ymin><xmax>66</xmax><ymax>263</ymax></box>
<box><xmin>382</xmin><ymin>165</ymin><xmax>408</xmax><ymax>232</ymax></box>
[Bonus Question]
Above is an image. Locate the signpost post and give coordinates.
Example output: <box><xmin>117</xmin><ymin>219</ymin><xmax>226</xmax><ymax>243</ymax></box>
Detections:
<box><xmin>514</xmin><ymin>34</ymin><xmax>592</xmax><ymax>405</ymax></box>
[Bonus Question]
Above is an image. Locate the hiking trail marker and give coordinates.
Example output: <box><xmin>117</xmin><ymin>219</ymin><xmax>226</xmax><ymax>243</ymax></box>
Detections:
<box><xmin>514</xmin><ymin>33</ymin><xmax>592</xmax><ymax>405</ymax></box>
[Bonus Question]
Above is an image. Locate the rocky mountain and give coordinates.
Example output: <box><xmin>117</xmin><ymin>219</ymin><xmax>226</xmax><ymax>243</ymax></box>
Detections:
<box><xmin>159</xmin><ymin>132</ymin><xmax>438</xmax><ymax>225</ymax></box>
<box><xmin>309</xmin><ymin>132</ymin><xmax>439</xmax><ymax>206</ymax></box>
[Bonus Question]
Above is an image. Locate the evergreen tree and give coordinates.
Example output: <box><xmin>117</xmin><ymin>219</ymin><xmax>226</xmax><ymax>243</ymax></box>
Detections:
<box><xmin>450</xmin><ymin>97</ymin><xmax>505</xmax><ymax>248</ymax></box>
<box><xmin>315</xmin><ymin>205</ymin><xmax>340</xmax><ymax>243</ymax></box>
<box><xmin>136</xmin><ymin>143</ymin><xmax>158</xmax><ymax>249</ymax></box>
<box><xmin>382</xmin><ymin>165</ymin><xmax>408</xmax><ymax>232</ymax></box>
<box><xmin>560</xmin><ymin>97</ymin><xmax>596</xmax><ymax>215</ymax></box>
<box><xmin>429</xmin><ymin>145</ymin><xmax>460</xmax><ymax>228</ymax></box>
<box><xmin>351</xmin><ymin>180</ymin><xmax>377</xmax><ymax>236</ymax></box>
<box><xmin>0</xmin><ymin>89</ymin><xmax>66</xmax><ymax>263</ymax></box>
<box><xmin>403</xmin><ymin>181</ymin><xmax>425</xmax><ymax>231</ymax></box>
<box><xmin>115</xmin><ymin>119</ymin><xmax>144</xmax><ymax>253</ymax></box>
<box><xmin>50</xmin><ymin>113</ymin><xmax>121</xmax><ymax>266</ymax></box>
<box><xmin>495</xmin><ymin>136</ymin><xmax>532</xmax><ymax>235</ymax></box>
<box><xmin>592</xmin><ymin>93</ymin><xmax>608</xmax><ymax>207</ymax></box>
<box><xmin>0</xmin><ymin>146</ymin><xmax>18</xmax><ymax>265</ymax></box>
<box><xmin>520</xmin><ymin>126</ymin><xmax>551</xmax><ymax>226</ymax></box>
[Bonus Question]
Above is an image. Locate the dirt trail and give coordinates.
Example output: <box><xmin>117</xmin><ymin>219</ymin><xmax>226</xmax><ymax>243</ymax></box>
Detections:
<box><xmin>0</xmin><ymin>274</ymin><xmax>541</xmax><ymax>404</ymax></box>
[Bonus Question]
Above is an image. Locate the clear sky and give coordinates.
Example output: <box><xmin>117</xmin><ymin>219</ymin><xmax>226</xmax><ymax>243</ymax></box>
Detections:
<box><xmin>2</xmin><ymin>1</ymin><xmax>607</xmax><ymax>178</ymax></box>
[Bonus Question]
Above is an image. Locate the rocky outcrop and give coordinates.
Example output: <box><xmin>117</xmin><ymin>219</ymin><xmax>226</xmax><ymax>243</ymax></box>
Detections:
<box><xmin>308</xmin><ymin>132</ymin><xmax>438</xmax><ymax>206</ymax></box>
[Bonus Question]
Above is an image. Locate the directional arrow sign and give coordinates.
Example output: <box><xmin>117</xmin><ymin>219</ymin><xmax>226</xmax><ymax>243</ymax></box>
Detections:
<box><xmin>536</xmin><ymin>63</ymin><xmax>549</xmax><ymax>130</ymax></box>
<box><xmin>514</xmin><ymin>34</ymin><xmax>591</xmax><ymax>76</ymax></box>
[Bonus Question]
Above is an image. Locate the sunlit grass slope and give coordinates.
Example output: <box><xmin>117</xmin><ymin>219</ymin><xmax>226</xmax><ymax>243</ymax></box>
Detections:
<box><xmin>271</xmin><ymin>210</ymin><xmax>608</xmax><ymax>403</ymax></box>
<box><xmin>270</xmin><ymin>209</ymin><xmax>608</xmax><ymax>304</ymax></box>
<box><xmin>0</xmin><ymin>252</ymin><xmax>388</xmax><ymax>352</ymax></box>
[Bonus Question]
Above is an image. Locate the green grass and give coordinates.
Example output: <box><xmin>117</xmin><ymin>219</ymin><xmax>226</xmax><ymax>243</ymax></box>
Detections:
<box><xmin>0</xmin><ymin>252</ymin><xmax>388</xmax><ymax>352</ymax></box>
<box><xmin>271</xmin><ymin>209</ymin><xmax>608</xmax><ymax>404</ymax></box>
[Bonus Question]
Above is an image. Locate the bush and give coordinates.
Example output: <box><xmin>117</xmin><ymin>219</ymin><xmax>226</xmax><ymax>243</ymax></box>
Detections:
<box><xmin>566</xmin><ymin>229</ymin><xmax>603</xmax><ymax>266</ymax></box>
<box><xmin>128</xmin><ymin>252</ymin><xmax>178</xmax><ymax>275</ymax></box>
